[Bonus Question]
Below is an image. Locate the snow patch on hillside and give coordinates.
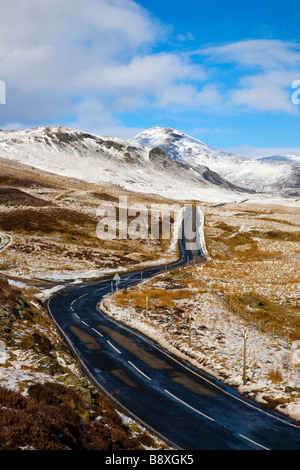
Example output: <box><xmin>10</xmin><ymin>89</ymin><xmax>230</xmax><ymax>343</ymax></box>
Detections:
<box><xmin>129</xmin><ymin>127</ymin><xmax>300</xmax><ymax>196</ymax></box>
<box><xmin>0</xmin><ymin>126</ymin><xmax>247</xmax><ymax>203</ymax></box>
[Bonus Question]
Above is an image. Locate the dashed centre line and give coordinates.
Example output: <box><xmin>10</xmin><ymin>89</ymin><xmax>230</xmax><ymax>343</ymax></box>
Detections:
<box><xmin>128</xmin><ymin>361</ymin><xmax>152</xmax><ymax>381</ymax></box>
<box><xmin>92</xmin><ymin>327</ymin><xmax>103</xmax><ymax>337</ymax></box>
<box><xmin>107</xmin><ymin>340</ymin><xmax>122</xmax><ymax>355</ymax></box>
<box><xmin>67</xmin><ymin>295</ymin><xmax>276</xmax><ymax>450</ymax></box>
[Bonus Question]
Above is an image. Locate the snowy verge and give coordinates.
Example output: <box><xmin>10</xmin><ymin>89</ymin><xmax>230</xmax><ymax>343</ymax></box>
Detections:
<box><xmin>100</xmin><ymin>284</ymin><xmax>300</xmax><ymax>424</ymax></box>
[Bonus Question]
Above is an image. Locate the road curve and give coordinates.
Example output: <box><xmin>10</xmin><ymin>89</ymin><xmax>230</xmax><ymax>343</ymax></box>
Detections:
<box><xmin>47</xmin><ymin>209</ymin><xmax>300</xmax><ymax>450</ymax></box>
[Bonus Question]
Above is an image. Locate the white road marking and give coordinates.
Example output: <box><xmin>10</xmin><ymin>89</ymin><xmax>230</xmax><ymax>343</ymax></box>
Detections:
<box><xmin>79</xmin><ymin>293</ymin><xmax>89</xmax><ymax>299</ymax></box>
<box><xmin>65</xmin><ymin>256</ymin><xmax>300</xmax><ymax>443</ymax></box>
<box><xmin>239</xmin><ymin>434</ymin><xmax>270</xmax><ymax>450</ymax></box>
<box><xmin>92</xmin><ymin>327</ymin><xmax>103</xmax><ymax>337</ymax></box>
<box><xmin>128</xmin><ymin>361</ymin><xmax>152</xmax><ymax>381</ymax></box>
<box><xmin>107</xmin><ymin>340</ymin><xmax>122</xmax><ymax>355</ymax></box>
<box><xmin>164</xmin><ymin>389</ymin><xmax>214</xmax><ymax>422</ymax></box>
<box><xmin>81</xmin><ymin>320</ymin><xmax>89</xmax><ymax>327</ymax></box>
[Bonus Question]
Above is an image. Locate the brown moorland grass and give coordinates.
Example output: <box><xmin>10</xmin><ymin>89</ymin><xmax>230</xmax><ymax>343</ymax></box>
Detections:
<box><xmin>0</xmin><ymin>158</ymin><xmax>182</xmax><ymax>278</ymax></box>
<box><xmin>0</xmin><ymin>207</ymin><xmax>96</xmax><ymax>235</ymax></box>
<box><xmin>0</xmin><ymin>187</ymin><xmax>51</xmax><ymax>206</ymax></box>
<box><xmin>112</xmin><ymin>203</ymin><xmax>299</xmax><ymax>346</ymax></box>
<box><xmin>201</xmin><ymin>202</ymin><xmax>300</xmax><ymax>338</ymax></box>
<box><xmin>0</xmin><ymin>382</ymin><xmax>143</xmax><ymax>450</ymax></box>
<box><xmin>116</xmin><ymin>286</ymin><xmax>194</xmax><ymax>310</ymax></box>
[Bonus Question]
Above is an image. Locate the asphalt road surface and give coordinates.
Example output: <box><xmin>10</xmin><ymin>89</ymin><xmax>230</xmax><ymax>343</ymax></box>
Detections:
<box><xmin>47</xmin><ymin>208</ymin><xmax>300</xmax><ymax>450</ymax></box>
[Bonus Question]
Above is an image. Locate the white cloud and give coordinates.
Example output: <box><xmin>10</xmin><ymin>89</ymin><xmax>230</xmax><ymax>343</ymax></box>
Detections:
<box><xmin>225</xmin><ymin>144</ymin><xmax>300</xmax><ymax>158</ymax></box>
<box><xmin>1</xmin><ymin>4</ymin><xmax>300</xmax><ymax>136</ymax></box>
<box><xmin>72</xmin><ymin>53</ymin><xmax>205</xmax><ymax>95</ymax></box>
<box><xmin>0</xmin><ymin>0</ymin><xmax>158</xmax><ymax>51</ymax></box>
<box><xmin>200</xmin><ymin>39</ymin><xmax>300</xmax><ymax>70</ymax></box>
<box><xmin>199</xmin><ymin>39</ymin><xmax>300</xmax><ymax>113</ymax></box>
<box><xmin>229</xmin><ymin>71</ymin><xmax>298</xmax><ymax>113</ymax></box>
<box><xmin>0</xmin><ymin>0</ymin><xmax>210</xmax><ymax>133</ymax></box>
<box><xmin>0</xmin><ymin>122</ymin><xmax>28</xmax><ymax>131</ymax></box>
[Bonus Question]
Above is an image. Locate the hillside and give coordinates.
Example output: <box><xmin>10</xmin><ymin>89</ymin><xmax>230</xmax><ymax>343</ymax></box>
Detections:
<box><xmin>0</xmin><ymin>126</ymin><xmax>251</xmax><ymax>203</ymax></box>
<box><xmin>0</xmin><ymin>156</ymin><xmax>185</xmax><ymax>283</ymax></box>
<box><xmin>0</xmin><ymin>275</ymin><xmax>168</xmax><ymax>450</ymax></box>
<box><xmin>0</xmin><ymin>158</ymin><xmax>180</xmax><ymax>450</ymax></box>
<box><xmin>129</xmin><ymin>127</ymin><xmax>300</xmax><ymax>197</ymax></box>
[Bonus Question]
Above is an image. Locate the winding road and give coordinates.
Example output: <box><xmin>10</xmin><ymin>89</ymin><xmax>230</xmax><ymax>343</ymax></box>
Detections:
<box><xmin>47</xmin><ymin>208</ymin><xmax>300</xmax><ymax>450</ymax></box>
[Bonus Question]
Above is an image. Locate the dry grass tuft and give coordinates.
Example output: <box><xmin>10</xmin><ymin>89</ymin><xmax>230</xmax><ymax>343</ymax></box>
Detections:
<box><xmin>267</xmin><ymin>367</ymin><xmax>283</xmax><ymax>384</ymax></box>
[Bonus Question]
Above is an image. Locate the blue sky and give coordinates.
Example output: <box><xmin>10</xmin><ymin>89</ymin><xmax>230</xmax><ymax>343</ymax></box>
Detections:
<box><xmin>0</xmin><ymin>0</ymin><xmax>300</xmax><ymax>157</ymax></box>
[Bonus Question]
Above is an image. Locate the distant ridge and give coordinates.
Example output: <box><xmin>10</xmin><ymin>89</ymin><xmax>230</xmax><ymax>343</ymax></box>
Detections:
<box><xmin>129</xmin><ymin>126</ymin><xmax>300</xmax><ymax>197</ymax></box>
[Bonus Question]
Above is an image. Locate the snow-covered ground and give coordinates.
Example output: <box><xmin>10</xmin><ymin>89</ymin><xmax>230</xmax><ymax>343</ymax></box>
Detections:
<box><xmin>0</xmin><ymin>295</ymin><xmax>168</xmax><ymax>449</ymax></box>
<box><xmin>101</xmin><ymin>201</ymin><xmax>300</xmax><ymax>423</ymax></box>
<box><xmin>101</xmin><ymin>272</ymin><xmax>300</xmax><ymax>422</ymax></box>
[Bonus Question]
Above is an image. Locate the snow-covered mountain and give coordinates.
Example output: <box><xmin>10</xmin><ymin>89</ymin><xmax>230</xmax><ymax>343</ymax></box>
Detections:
<box><xmin>257</xmin><ymin>154</ymin><xmax>300</xmax><ymax>164</ymax></box>
<box><xmin>129</xmin><ymin>127</ymin><xmax>300</xmax><ymax>197</ymax></box>
<box><xmin>0</xmin><ymin>126</ymin><xmax>248</xmax><ymax>202</ymax></box>
<box><xmin>0</xmin><ymin>125</ymin><xmax>298</xmax><ymax>203</ymax></box>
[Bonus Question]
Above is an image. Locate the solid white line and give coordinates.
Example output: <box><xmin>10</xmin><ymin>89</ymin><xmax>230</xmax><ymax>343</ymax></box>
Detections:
<box><xmin>107</xmin><ymin>340</ymin><xmax>122</xmax><ymax>354</ymax></box>
<box><xmin>145</xmin><ymin>335</ymin><xmax>300</xmax><ymax>430</ymax></box>
<box><xmin>164</xmin><ymin>389</ymin><xmax>214</xmax><ymax>422</ymax></box>
<box><xmin>239</xmin><ymin>434</ymin><xmax>270</xmax><ymax>450</ymax></box>
<box><xmin>92</xmin><ymin>327</ymin><xmax>103</xmax><ymax>337</ymax></box>
<box><xmin>128</xmin><ymin>361</ymin><xmax>152</xmax><ymax>381</ymax></box>
<box><xmin>74</xmin><ymin>312</ymin><xmax>79</xmax><ymax>319</ymax></box>
<box><xmin>67</xmin><ymin>251</ymin><xmax>300</xmax><ymax>433</ymax></box>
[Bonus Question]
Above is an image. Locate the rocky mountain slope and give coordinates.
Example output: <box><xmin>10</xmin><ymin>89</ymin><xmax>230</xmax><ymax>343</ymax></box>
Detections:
<box><xmin>129</xmin><ymin>127</ymin><xmax>300</xmax><ymax>197</ymax></box>
<box><xmin>0</xmin><ymin>126</ymin><xmax>250</xmax><ymax>203</ymax></box>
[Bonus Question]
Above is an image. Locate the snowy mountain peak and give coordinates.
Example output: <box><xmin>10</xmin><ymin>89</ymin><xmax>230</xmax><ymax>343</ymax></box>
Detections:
<box><xmin>128</xmin><ymin>126</ymin><xmax>240</xmax><ymax>167</ymax></box>
<box><xmin>129</xmin><ymin>126</ymin><xmax>208</xmax><ymax>155</ymax></box>
<box><xmin>0</xmin><ymin>125</ymin><xmax>248</xmax><ymax>202</ymax></box>
<box><xmin>129</xmin><ymin>126</ymin><xmax>300</xmax><ymax>197</ymax></box>
<box><xmin>0</xmin><ymin>125</ymin><xmax>299</xmax><ymax>200</ymax></box>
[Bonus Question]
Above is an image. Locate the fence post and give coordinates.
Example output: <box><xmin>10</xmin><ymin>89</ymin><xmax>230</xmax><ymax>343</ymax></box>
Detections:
<box><xmin>243</xmin><ymin>329</ymin><xmax>247</xmax><ymax>385</ymax></box>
